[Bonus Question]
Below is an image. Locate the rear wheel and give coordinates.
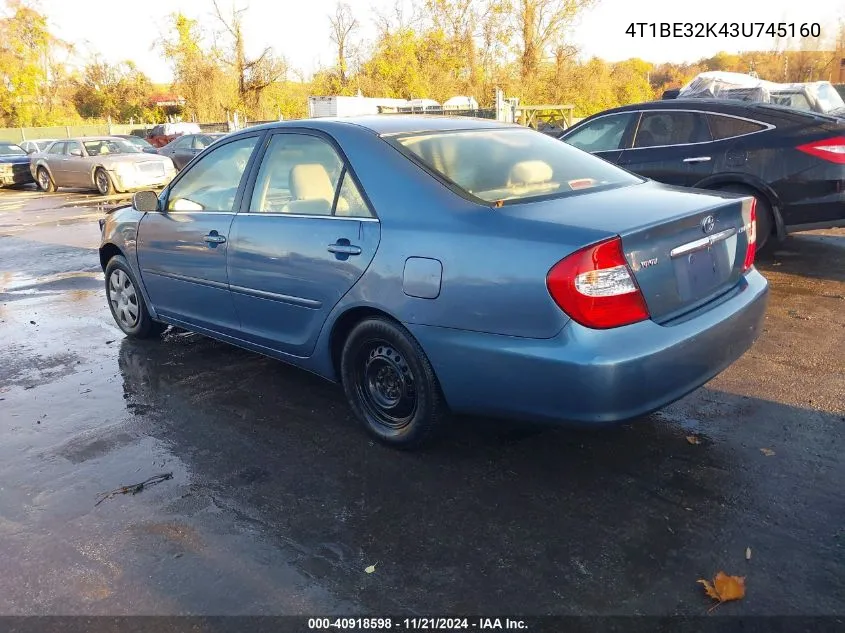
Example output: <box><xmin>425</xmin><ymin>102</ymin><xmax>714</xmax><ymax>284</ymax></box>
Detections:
<box><xmin>105</xmin><ymin>255</ymin><xmax>164</xmax><ymax>339</ymax></box>
<box><xmin>340</xmin><ymin>317</ymin><xmax>448</xmax><ymax>449</ymax></box>
<box><xmin>37</xmin><ymin>167</ymin><xmax>56</xmax><ymax>192</ymax></box>
<box><xmin>713</xmin><ymin>184</ymin><xmax>775</xmax><ymax>252</ymax></box>
<box><xmin>95</xmin><ymin>168</ymin><xmax>115</xmax><ymax>195</ymax></box>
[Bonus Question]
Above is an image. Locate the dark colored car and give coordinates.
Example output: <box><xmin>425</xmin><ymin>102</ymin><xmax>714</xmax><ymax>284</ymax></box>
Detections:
<box><xmin>0</xmin><ymin>142</ymin><xmax>35</xmax><ymax>187</ymax></box>
<box><xmin>114</xmin><ymin>135</ymin><xmax>158</xmax><ymax>154</ymax></box>
<box><xmin>559</xmin><ymin>100</ymin><xmax>845</xmax><ymax>248</ymax></box>
<box><xmin>98</xmin><ymin>116</ymin><xmax>767</xmax><ymax>449</ymax></box>
<box><xmin>156</xmin><ymin>133</ymin><xmax>226</xmax><ymax>170</ymax></box>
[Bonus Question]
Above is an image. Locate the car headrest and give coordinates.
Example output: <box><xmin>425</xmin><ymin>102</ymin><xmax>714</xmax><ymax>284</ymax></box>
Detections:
<box><xmin>509</xmin><ymin>160</ymin><xmax>553</xmax><ymax>186</ymax></box>
<box><xmin>290</xmin><ymin>163</ymin><xmax>334</xmax><ymax>201</ymax></box>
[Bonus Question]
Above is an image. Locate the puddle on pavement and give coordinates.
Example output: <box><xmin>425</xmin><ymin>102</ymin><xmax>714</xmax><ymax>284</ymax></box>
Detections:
<box><xmin>0</xmin><ymin>270</ymin><xmax>103</xmax><ymax>297</ymax></box>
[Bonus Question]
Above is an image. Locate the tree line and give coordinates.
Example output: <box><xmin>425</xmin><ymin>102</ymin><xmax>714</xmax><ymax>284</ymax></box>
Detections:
<box><xmin>1</xmin><ymin>0</ymin><xmax>842</xmax><ymax>128</ymax></box>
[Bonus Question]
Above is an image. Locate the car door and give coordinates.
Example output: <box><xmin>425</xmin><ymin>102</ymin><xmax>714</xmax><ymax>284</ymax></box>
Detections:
<box><xmin>226</xmin><ymin>131</ymin><xmax>381</xmax><ymax>357</ymax></box>
<box><xmin>619</xmin><ymin>110</ymin><xmax>716</xmax><ymax>187</ymax></box>
<box><xmin>559</xmin><ymin>111</ymin><xmax>637</xmax><ymax>164</ymax></box>
<box><xmin>63</xmin><ymin>140</ymin><xmax>90</xmax><ymax>188</ymax></box>
<box><xmin>162</xmin><ymin>135</ymin><xmax>195</xmax><ymax>170</ymax></box>
<box><xmin>136</xmin><ymin>133</ymin><xmax>262</xmax><ymax>336</ymax></box>
<box><xmin>43</xmin><ymin>141</ymin><xmax>68</xmax><ymax>185</ymax></box>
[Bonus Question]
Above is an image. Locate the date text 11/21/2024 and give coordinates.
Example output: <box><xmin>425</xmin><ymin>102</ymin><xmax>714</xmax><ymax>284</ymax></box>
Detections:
<box><xmin>625</xmin><ymin>22</ymin><xmax>821</xmax><ymax>38</ymax></box>
<box><xmin>307</xmin><ymin>618</ymin><xmax>528</xmax><ymax>630</ymax></box>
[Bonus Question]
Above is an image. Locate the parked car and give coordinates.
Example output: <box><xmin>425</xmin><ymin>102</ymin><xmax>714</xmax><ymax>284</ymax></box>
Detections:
<box><xmin>558</xmin><ymin>99</ymin><xmax>845</xmax><ymax>249</ymax></box>
<box><xmin>32</xmin><ymin>137</ymin><xmax>176</xmax><ymax>195</ymax></box>
<box><xmin>20</xmin><ymin>139</ymin><xmax>57</xmax><ymax>155</ymax></box>
<box><xmin>113</xmin><ymin>134</ymin><xmax>158</xmax><ymax>153</ymax></box>
<box><xmin>155</xmin><ymin>133</ymin><xmax>226</xmax><ymax>170</ymax></box>
<box><xmin>146</xmin><ymin>122</ymin><xmax>202</xmax><ymax>148</ymax></box>
<box><xmin>98</xmin><ymin>116</ymin><xmax>767</xmax><ymax>448</ymax></box>
<box><xmin>0</xmin><ymin>142</ymin><xmax>34</xmax><ymax>187</ymax></box>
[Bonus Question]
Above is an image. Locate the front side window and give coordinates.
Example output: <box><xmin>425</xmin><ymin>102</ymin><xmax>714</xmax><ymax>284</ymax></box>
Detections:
<box><xmin>169</xmin><ymin>135</ymin><xmax>193</xmax><ymax>150</ymax></box>
<box><xmin>66</xmin><ymin>141</ymin><xmax>83</xmax><ymax>155</ymax></box>
<box><xmin>167</xmin><ymin>136</ymin><xmax>258</xmax><ymax>212</ymax></box>
<box><xmin>633</xmin><ymin>112</ymin><xmax>711</xmax><ymax>148</ymax></box>
<box><xmin>563</xmin><ymin>113</ymin><xmax>635</xmax><ymax>153</ymax></box>
<box><xmin>250</xmin><ymin>133</ymin><xmax>367</xmax><ymax>217</ymax></box>
<box><xmin>393</xmin><ymin>128</ymin><xmax>641</xmax><ymax>204</ymax></box>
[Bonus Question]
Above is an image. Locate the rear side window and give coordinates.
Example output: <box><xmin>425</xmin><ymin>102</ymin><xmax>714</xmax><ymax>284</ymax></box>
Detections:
<box><xmin>563</xmin><ymin>113</ymin><xmax>635</xmax><ymax>152</ymax></box>
<box><xmin>707</xmin><ymin>115</ymin><xmax>767</xmax><ymax>140</ymax></box>
<box><xmin>633</xmin><ymin>112</ymin><xmax>711</xmax><ymax>148</ymax></box>
<box><xmin>393</xmin><ymin>128</ymin><xmax>642</xmax><ymax>204</ymax></box>
<box><xmin>48</xmin><ymin>142</ymin><xmax>66</xmax><ymax>155</ymax></box>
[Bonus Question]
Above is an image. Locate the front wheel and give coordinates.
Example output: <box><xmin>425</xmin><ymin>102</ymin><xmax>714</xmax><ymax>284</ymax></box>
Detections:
<box><xmin>105</xmin><ymin>255</ymin><xmax>164</xmax><ymax>339</ymax></box>
<box><xmin>340</xmin><ymin>317</ymin><xmax>448</xmax><ymax>449</ymax></box>
<box><xmin>95</xmin><ymin>168</ymin><xmax>116</xmax><ymax>195</ymax></box>
<box><xmin>37</xmin><ymin>167</ymin><xmax>56</xmax><ymax>192</ymax></box>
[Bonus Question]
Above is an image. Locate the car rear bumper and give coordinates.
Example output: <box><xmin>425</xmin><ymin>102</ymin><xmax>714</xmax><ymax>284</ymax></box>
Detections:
<box><xmin>408</xmin><ymin>268</ymin><xmax>769</xmax><ymax>425</ymax></box>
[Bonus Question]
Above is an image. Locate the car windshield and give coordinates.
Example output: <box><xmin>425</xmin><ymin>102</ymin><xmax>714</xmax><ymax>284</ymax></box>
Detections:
<box><xmin>82</xmin><ymin>139</ymin><xmax>142</xmax><ymax>155</ymax></box>
<box><xmin>393</xmin><ymin>128</ymin><xmax>641</xmax><ymax>204</ymax></box>
<box><xmin>123</xmin><ymin>136</ymin><xmax>152</xmax><ymax>148</ymax></box>
<box><xmin>0</xmin><ymin>143</ymin><xmax>26</xmax><ymax>155</ymax></box>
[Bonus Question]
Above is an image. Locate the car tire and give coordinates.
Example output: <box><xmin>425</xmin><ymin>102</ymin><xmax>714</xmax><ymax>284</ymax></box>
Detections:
<box><xmin>713</xmin><ymin>184</ymin><xmax>775</xmax><ymax>252</ymax></box>
<box><xmin>104</xmin><ymin>255</ymin><xmax>164</xmax><ymax>339</ymax></box>
<box><xmin>37</xmin><ymin>167</ymin><xmax>56</xmax><ymax>192</ymax></box>
<box><xmin>95</xmin><ymin>168</ymin><xmax>116</xmax><ymax>195</ymax></box>
<box><xmin>340</xmin><ymin>317</ymin><xmax>448</xmax><ymax>449</ymax></box>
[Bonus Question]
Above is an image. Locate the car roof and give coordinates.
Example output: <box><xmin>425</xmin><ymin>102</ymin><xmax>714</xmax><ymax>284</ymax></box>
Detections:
<box><xmin>240</xmin><ymin>115</ymin><xmax>515</xmax><ymax>137</ymax></box>
<box><xmin>583</xmin><ymin>98</ymin><xmax>835</xmax><ymax>122</ymax></box>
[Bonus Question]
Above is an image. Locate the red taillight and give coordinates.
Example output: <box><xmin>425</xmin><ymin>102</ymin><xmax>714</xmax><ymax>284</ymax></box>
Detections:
<box><xmin>547</xmin><ymin>236</ymin><xmax>650</xmax><ymax>329</ymax></box>
<box><xmin>742</xmin><ymin>198</ymin><xmax>757</xmax><ymax>272</ymax></box>
<box><xmin>796</xmin><ymin>136</ymin><xmax>845</xmax><ymax>164</ymax></box>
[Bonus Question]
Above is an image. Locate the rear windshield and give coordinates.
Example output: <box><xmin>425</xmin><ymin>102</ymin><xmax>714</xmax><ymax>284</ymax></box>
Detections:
<box><xmin>393</xmin><ymin>128</ymin><xmax>641</xmax><ymax>204</ymax></box>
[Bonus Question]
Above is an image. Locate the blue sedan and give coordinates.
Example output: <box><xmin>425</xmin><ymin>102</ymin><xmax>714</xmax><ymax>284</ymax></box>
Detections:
<box><xmin>98</xmin><ymin>116</ymin><xmax>768</xmax><ymax>448</ymax></box>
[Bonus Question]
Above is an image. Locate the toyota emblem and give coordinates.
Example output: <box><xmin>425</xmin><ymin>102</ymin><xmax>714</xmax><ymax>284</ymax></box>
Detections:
<box><xmin>701</xmin><ymin>215</ymin><xmax>715</xmax><ymax>234</ymax></box>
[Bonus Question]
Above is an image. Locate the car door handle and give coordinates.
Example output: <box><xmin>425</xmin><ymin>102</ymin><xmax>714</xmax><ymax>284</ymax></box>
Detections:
<box><xmin>327</xmin><ymin>241</ymin><xmax>361</xmax><ymax>255</ymax></box>
<box><xmin>203</xmin><ymin>233</ymin><xmax>226</xmax><ymax>244</ymax></box>
<box><xmin>683</xmin><ymin>156</ymin><xmax>711</xmax><ymax>163</ymax></box>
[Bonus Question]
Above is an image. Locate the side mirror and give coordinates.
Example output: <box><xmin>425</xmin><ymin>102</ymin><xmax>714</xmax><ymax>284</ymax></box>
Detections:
<box><xmin>133</xmin><ymin>190</ymin><xmax>160</xmax><ymax>213</ymax></box>
<box><xmin>69</xmin><ymin>148</ymin><xmax>83</xmax><ymax>157</ymax></box>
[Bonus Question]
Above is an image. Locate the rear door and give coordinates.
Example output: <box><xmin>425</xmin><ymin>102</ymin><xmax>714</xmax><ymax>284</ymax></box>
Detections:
<box><xmin>560</xmin><ymin>112</ymin><xmax>637</xmax><ymax>164</ymax></box>
<box><xmin>620</xmin><ymin>110</ymin><xmax>716</xmax><ymax>186</ymax></box>
<box><xmin>136</xmin><ymin>133</ymin><xmax>262</xmax><ymax>335</ymax></box>
<box><xmin>44</xmin><ymin>141</ymin><xmax>68</xmax><ymax>185</ymax></box>
<box><xmin>227</xmin><ymin>131</ymin><xmax>381</xmax><ymax>357</ymax></box>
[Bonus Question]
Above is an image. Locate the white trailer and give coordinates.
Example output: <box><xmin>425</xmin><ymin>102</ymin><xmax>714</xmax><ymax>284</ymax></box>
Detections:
<box><xmin>307</xmin><ymin>96</ymin><xmax>411</xmax><ymax>118</ymax></box>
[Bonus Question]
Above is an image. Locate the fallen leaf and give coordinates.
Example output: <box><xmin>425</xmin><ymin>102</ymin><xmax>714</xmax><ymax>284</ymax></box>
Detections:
<box><xmin>364</xmin><ymin>563</ymin><xmax>377</xmax><ymax>574</ymax></box>
<box><xmin>686</xmin><ymin>435</ymin><xmax>702</xmax><ymax>445</ymax></box>
<box><xmin>745</xmin><ymin>547</ymin><xmax>752</xmax><ymax>560</ymax></box>
<box><xmin>760</xmin><ymin>448</ymin><xmax>776</xmax><ymax>457</ymax></box>
<box><xmin>698</xmin><ymin>571</ymin><xmax>746</xmax><ymax>610</ymax></box>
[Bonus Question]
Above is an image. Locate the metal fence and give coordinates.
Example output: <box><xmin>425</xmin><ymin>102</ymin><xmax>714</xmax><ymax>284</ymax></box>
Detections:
<box><xmin>378</xmin><ymin>107</ymin><xmax>497</xmax><ymax>119</ymax></box>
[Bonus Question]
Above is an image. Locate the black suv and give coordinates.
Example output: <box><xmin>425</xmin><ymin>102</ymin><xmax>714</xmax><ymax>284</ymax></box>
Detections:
<box><xmin>559</xmin><ymin>100</ymin><xmax>845</xmax><ymax>249</ymax></box>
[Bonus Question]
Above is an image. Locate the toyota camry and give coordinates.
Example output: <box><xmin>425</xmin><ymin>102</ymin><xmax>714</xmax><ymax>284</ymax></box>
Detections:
<box><xmin>98</xmin><ymin>116</ymin><xmax>768</xmax><ymax>448</ymax></box>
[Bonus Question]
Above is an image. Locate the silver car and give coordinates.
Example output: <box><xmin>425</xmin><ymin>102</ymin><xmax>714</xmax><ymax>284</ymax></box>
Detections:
<box><xmin>31</xmin><ymin>137</ymin><xmax>176</xmax><ymax>195</ymax></box>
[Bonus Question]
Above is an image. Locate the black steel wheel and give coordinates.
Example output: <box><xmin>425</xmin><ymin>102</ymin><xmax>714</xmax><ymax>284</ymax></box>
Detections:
<box><xmin>341</xmin><ymin>317</ymin><xmax>447</xmax><ymax>448</ymax></box>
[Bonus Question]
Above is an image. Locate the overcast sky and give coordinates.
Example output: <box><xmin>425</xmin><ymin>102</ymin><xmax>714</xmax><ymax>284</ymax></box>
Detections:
<box><xmin>20</xmin><ymin>0</ymin><xmax>845</xmax><ymax>84</ymax></box>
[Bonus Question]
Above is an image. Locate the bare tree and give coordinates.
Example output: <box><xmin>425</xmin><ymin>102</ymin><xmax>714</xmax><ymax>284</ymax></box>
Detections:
<box><xmin>211</xmin><ymin>0</ymin><xmax>285</xmax><ymax>107</ymax></box>
<box><xmin>515</xmin><ymin>0</ymin><xmax>597</xmax><ymax>83</ymax></box>
<box><xmin>329</xmin><ymin>2</ymin><xmax>359</xmax><ymax>84</ymax></box>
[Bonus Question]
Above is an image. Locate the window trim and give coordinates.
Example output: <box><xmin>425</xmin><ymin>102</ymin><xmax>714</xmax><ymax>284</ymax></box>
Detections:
<box><xmin>160</xmin><ymin>131</ymin><xmax>267</xmax><ymax>214</ymax></box>
<box><xmin>237</xmin><ymin>127</ymin><xmax>378</xmax><ymax>220</ymax></box>
<box><xmin>622</xmin><ymin>108</ymin><xmax>774</xmax><ymax>151</ymax></box>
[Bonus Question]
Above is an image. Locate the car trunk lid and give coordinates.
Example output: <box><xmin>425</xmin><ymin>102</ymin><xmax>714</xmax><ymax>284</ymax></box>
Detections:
<box><xmin>501</xmin><ymin>181</ymin><xmax>755</xmax><ymax>323</ymax></box>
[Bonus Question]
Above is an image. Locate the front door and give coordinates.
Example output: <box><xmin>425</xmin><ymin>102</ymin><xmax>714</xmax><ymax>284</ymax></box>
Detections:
<box><xmin>63</xmin><ymin>140</ymin><xmax>90</xmax><ymax>188</ymax></box>
<box><xmin>620</xmin><ymin>111</ymin><xmax>716</xmax><ymax>187</ymax></box>
<box><xmin>136</xmin><ymin>134</ymin><xmax>262</xmax><ymax>335</ymax></box>
<box><xmin>227</xmin><ymin>131</ymin><xmax>381</xmax><ymax>357</ymax></box>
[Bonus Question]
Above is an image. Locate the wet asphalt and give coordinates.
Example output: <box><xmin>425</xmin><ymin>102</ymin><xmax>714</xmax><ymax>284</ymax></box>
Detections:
<box><xmin>0</xmin><ymin>185</ymin><xmax>843</xmax><ymax>617</ymax></box>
